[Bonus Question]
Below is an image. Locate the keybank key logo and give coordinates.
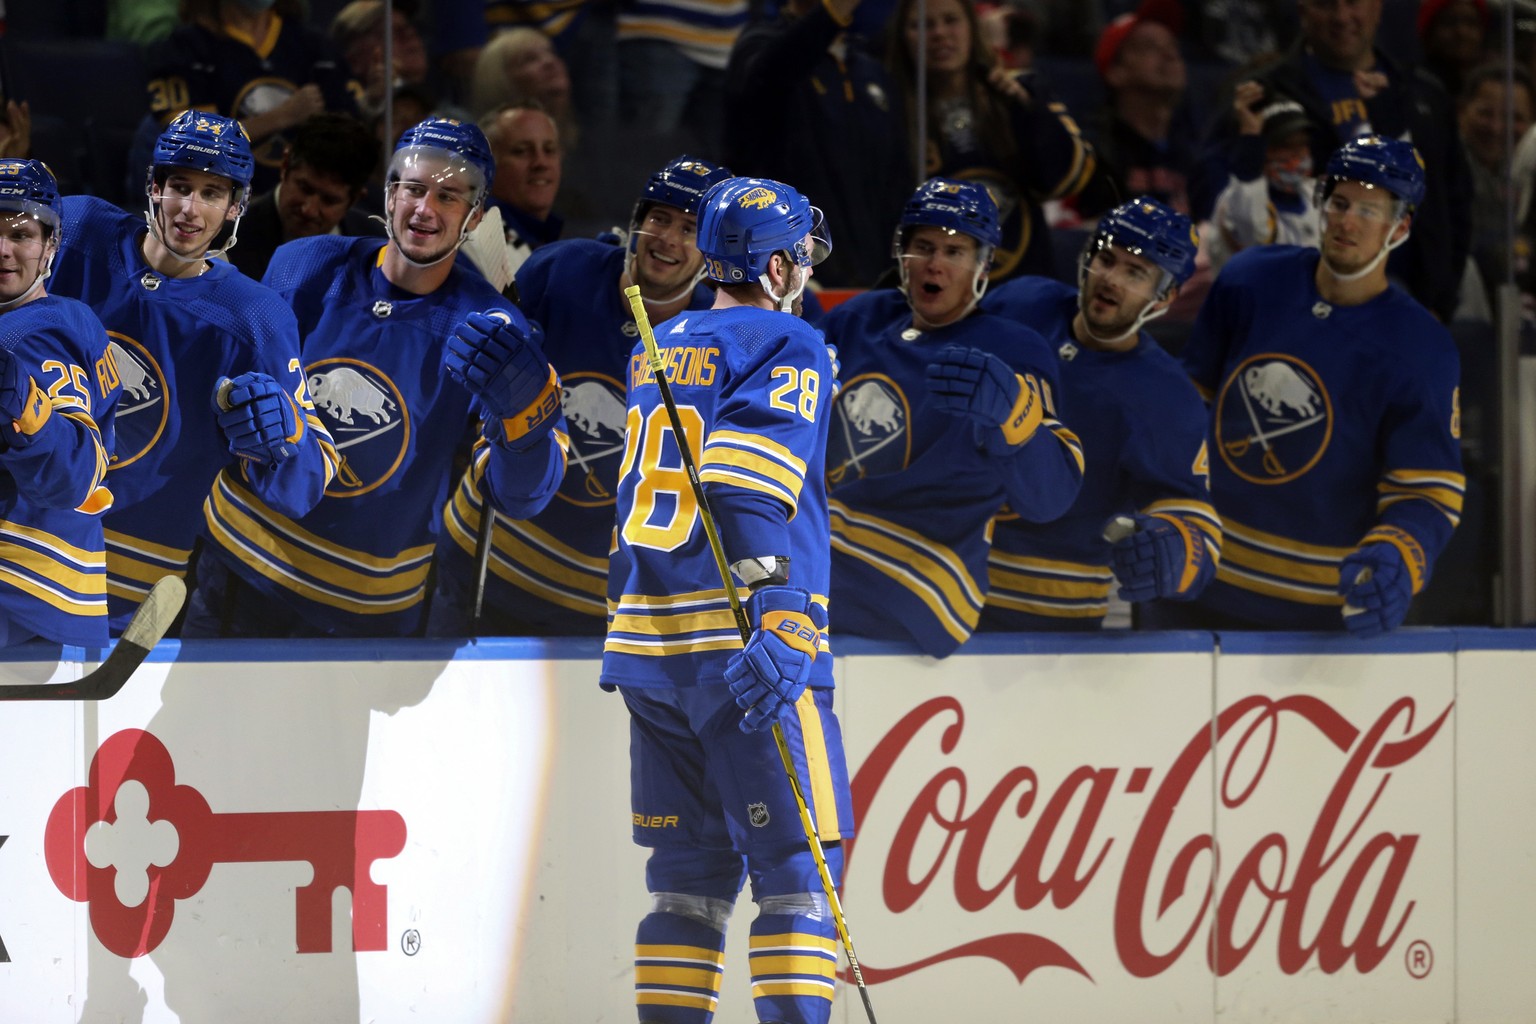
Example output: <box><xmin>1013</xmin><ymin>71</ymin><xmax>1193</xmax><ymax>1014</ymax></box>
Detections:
<box><xmin>44</xmin><ymin>729</ymin><xmax>406</xmax><ymax>958</ymax></box>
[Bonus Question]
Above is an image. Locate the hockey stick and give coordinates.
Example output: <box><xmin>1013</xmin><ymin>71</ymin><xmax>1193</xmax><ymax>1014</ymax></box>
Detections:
<box><xmin>624</xmin><ymin>285</ymin><xmax>879</xmax><ymax>1024</ymax></box>
<box><xmin>471</xmin><ymin>485</ymin><xmax>494</xmax><ymax>630</ymax></box>
<box><xmin>0</xmin><ymin>575</ymin><xmax>186</xmax><ymax>701</ymax></box>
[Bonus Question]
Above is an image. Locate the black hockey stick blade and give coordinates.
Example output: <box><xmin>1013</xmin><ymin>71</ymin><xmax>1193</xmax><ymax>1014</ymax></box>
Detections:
<box><xmin>0</xmin><ymin>575</ymin><xmax>186</xmax><ymax>701</ymax></box>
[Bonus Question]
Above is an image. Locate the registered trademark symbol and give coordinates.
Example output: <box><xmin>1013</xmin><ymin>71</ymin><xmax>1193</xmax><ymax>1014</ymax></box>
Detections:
<box><xmin>401</xmin><ymin>929</ymin><xmax>421</xmax><ymax>956</ymax></box>
<box><xmin>1405</xmin><ymin>939</ymin><xmax>1432</xmax><ymax>978</ymax></box>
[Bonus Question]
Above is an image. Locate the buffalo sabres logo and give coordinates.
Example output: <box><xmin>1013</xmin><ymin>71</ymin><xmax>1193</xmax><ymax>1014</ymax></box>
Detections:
<box><xmin>826</xmin><ymin>375</ymin><xmax>910</xmax><ymax>487</ymax></box>
<box><xmin>308</xmin><ymin>359</ymin><xmax>409</xmax><ymax>498</ymax></box>
<box><xmin>1216</xmin><ymin>354</ymin><xmax>1332</xmax><ymax>484</ymax></box>
<box><xmin>738</xmin><ymin>187</ymin><xmax>778</xmax><ymax>211</ymax></box>
<box><xmin>557</xmin><ymin>373</ymin><xmax>627</xmax><ymax>507</ymax></box>
<box><xmin>103</xmin><ymin>334</ymin><xmax>169</xmax><ymax>468</ymax></box>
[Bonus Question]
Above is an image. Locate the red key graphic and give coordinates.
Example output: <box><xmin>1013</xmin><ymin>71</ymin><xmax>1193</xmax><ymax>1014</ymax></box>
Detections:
<box><xmin>45</xmin><ymin>729</ymin><xmax>407</xmax><ymax>958</ymax></box>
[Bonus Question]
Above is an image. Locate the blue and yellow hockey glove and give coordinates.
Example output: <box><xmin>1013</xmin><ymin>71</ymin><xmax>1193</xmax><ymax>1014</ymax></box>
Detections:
<box><xmin>0</xmin><ymin>347</ymin><xmax>52</xmax><ymax>452</ymax></box>
<box><xmin>446</xmin><ymin>310</ymin><xmax>560</xmax><ymax>450</ymax></box>
<box><xmin>724</xmin><ymin>586</ymin><xmax>826</xmax><ymax>734</ymax></box>
<box><xmin>925</xmin><ymin>344</ymin><xmax>1042</xmax><ymax>449</ymax></box>
<box><xmin>1105</xmin><ymin>513</ymin><xmax>1214</xmax><ymax>602</ymax></box>
<box><xmin>214</xmin><ymin>372</ymin><xmax>300</xmax><ymax>465</ymax></box>
<box><xmin>1339</xmin><ymin>540</ymin><xmax>1416</xmax><ymax>638</ymax></box>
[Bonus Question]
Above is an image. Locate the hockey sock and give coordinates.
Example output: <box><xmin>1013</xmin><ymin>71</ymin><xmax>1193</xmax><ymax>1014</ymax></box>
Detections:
<box><xmin>635</xmin><ymin>909</ymin><xmax>728</xmax><ymax>1024</ymax></box>
<box><xmin>747</xmin><ymin>898</ymin><xmax>838</xmax><ymax>1024</ymax></box>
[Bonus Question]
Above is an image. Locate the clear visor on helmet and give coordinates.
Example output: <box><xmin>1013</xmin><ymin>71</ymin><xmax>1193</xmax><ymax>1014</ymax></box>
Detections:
<box><xmin>0</xmin><ymin>199</ymin><xmax>59</xmax><ymax>241</ymax></box>
<box><xmin>790</xmin><ymin>206</ymin><xmax>832</xmax><ymax>267</ymax></box>
<box><xmin>893</xmin><ymin>224</ymin><xmax>989</xmax><ymax>267</ymax></box>
<box><xmin>1080</xmin><ymin>235</ymin><xmax>1172</xmax><ymax>302</ymax></box>
<box><xmin>1315</xmin><ymin>177</ymin><xmax>1406</xmax><ymax>224</ymax></box>
<box><xmin>387</xmin><ymin>146</ymin><xmax>487</xmax><ymax>208</ymax></box>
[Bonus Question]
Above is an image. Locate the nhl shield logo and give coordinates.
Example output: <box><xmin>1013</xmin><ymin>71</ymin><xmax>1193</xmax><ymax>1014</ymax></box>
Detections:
<box><xmin>827</xmin><ymin>375</ymin><xmax>911</xmax><ymax>487</ymax></box>
<box><xmin>747</xmin><ymin>802</ymin><xmax>770</xmax><ymax>828</ymax></box>
<box><xmin>1215</xmin><ymin>353</ymin><xmax>1332</xmax><ymax>485</ymax></box>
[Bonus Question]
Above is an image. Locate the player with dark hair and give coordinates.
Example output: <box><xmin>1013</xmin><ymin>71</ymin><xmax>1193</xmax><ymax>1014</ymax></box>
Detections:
<box><xmin>0</xmin><ymin>159</ymin><xmax>122</xmax><ymax>647</ymax></box>
<box><xmin>1173</xmin><ymin>135</ymin><xmax>1463</xmax><ymax>634</ymax></box>
<box><xmin>185</xmin><ymin>117</ymin><xmax>568</xmax><ymax>638</ymax></box>
<box><xmin>979</xmin><ymin>196</ymin><xmax>1221</xmax><ymax>628</ymax></box>
<box><xmin>601</xmin><ymin>175</ymin><xmax>851</xmax><ymax>1024</ymax></box>
<box><xmin>819</xmin><ymin>176</ymin><xmax>1084</xmax><ymax>657</ymax></box>
<box><xmin>48</xmin><ymin>110</ymin><xmax>336</xmax><ymax>635</ymax></box>
<box><xmin>432</xmin><ymin>154</ymin><xmax>732</xmax><ymax>636</ymax></box>
<box><xmin>227</xmin><ymin>111</ymin><xmax>384</xmax><ymax>281</ymax></box>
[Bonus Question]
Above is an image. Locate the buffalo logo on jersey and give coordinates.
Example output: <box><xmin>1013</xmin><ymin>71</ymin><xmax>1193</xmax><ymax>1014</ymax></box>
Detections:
<box><xmin>826</xmin><ymin>375</ymin><xmax>910</xmax><ymax>486</ymax></box>
<box><xmin>1216</xmin><ymin>354</ymin><xmax>1333</xmax><ymax>484</ymax></box>
<box><xmin>556</xmin><ymin>373</ymin><xmax>627</xmax><ymax>507</ymax></box>
<box><xmin>738</xmin><ymin>186</ymin><xmax>778</xmax><ymax>211</ymax></box>
<box><xmin>307</xmin><ymin>360</ymin><xmax>408</xmax><ymax>498</ymax></box>
<box><xmin>104</xmin><ymin>335</ymin><xmax>170</xmax><ymax>468</ymax></box>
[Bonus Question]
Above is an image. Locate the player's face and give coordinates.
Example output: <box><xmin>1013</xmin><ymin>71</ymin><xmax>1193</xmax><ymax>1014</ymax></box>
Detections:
<box><xmin>901</xmin><ymin>224</ymin><xmax>983</xmax><ymax>328</ymax></box>
<box><xmin>278</xmin><ymin>163</ymin><xmax>357</xmax><ymax>240</ymax></box>
<box><xmin>1319</xmin><ymin>179</ymin><xmax>1400</xmax><ymax>273</ymax></box>
<box><xmin>906</xmin><ymin>0</ymin><xmax>972</xmax><ymax>77</ymax></box>
<box><xmin>1297</xmin><ymin>0</ymin><xmax>1381</xmax><ymax>70</ymax></box>
<box><xmin>1080</xmin><ymin>243</ymin><xmax>1166</xmax><ymax>336</ymax></box>
<box><xmin>387</xmin><ymin>161</ymin><xmax>481</xmax><ymax>264</ymax></box>
<box><xmin>488</xmin><ymin>109</ymin><xmax>561</xmax><ymax>220</ymax></box>
<box><xmin>152</xmin><ymin>169</ymin><xmax>239</xmax><ymax>258</ymax></box>
<box><xmin>631</xmin><ymin>203</ymin><xmax>703</xmax><ymax>297</ymax></box>
<box><xmin>0</xmin><ymin>212</ymin><xmax>51</xmax><ymax>304</ymax></box>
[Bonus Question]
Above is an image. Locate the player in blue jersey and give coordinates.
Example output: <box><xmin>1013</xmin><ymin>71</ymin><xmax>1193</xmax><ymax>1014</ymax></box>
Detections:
<box><xmin>1171</xmin><ymin>135</ymin><xmax>1463</xmax><ymax>634</ymax></box>
<box><xmin>600</xmin><ymin>176</ymin><xmax>851</xmax><ymax>1024</ymax></box>
<box><xmin>184</xmin><ymin>117</ymin><xmax>568</xmax><ymax>638</ymax></box>
<box><xmin>0</xmin><ymin>160</ymin><xmax>122</xmax><ymax>648</ymax></box>
<box><xmin>977</xmin><ymin>197</ymin><xmax>1221</xmax><ymax>629</ymax></box>
<box><xmin>431</xmin><ymin>154</ymin><xmax>732</xmax><ymax>637</ymax></box>
<box><xmin>48</xmin><ymin>110</ymin><xmax>338</xmax><ymax>635</ymax></box>
<box><xmin>819</xmin><ymin>177</ymin><xmax>1085</xmax><ymax>657</ymax></box>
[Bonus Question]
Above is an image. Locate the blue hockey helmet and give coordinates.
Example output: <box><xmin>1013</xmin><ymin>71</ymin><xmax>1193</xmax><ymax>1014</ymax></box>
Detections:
<box><xmin>1083</xmin><ymin>196</ymin><xmax>1198</xmax><ymax>292</ymax></box>
<box><xmin>389</xmin><ymin>117</ymin><xmax>495</xmax><ymax>205</ymax></box>
<box><xmin>894</xmin><ymin>177</ymin><xmax>1002</xmax><ymax>254</ymax></box>
<box><xmin>1319</xmin><ymin>134</ymin><xmax>1426</xmax><ymax>212</ymax></box>
<box><xmin>0</xmin><ymin>159</ymin><xmax>63</xmax><ymax>236</ymax></box>
<box><xmin>151</xmin><ymin>111</ymin><xmax>255</xmax><ymax>197</ymax></box>
<box><xmin>697</xmin><ymin>177</ymin><xmax>831</xmax><ymax>284</ymax></box>
<box><xmin>639</xmin><ymin>155</ymin><xmax>733</xmax><ymax>218</ymax></box>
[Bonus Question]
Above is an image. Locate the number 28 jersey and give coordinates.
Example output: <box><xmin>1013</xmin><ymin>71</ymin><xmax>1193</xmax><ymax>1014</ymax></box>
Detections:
<box><xmin>601</xmin><ymin>305</ymin><xmax>834</xmax><ymax>691</ymax></box>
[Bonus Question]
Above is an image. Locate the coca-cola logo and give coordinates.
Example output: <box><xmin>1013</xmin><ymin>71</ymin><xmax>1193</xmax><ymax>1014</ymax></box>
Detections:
<box><xmin>847</xmin><ymin>693</ymin><xmax>1452</xmax><ymax>984</ymax></box>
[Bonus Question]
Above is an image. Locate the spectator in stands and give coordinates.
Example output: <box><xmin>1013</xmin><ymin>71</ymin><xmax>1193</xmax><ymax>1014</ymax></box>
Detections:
<box><xmin>0</xmin><ymin>102</ymin><xmax>30</xmax><ymax>160</ymax></box>
<box><xmin>1075</xmin><ymin>0</ymin><xmax>1196</xmax><ymax>216</ymax></box>
<box><xmin>1457</xmin><ymin>63</ymin><xmax>1533</xmax><ymax>293</ymax></box>
<box><xmin>887</xmin><ymin>0</ymin><xmax>1097</xmax><ymax>283</ymax></box>
<box><xmin>107</xmin><ymin>0</ymin><xmax>178</xmax><ymax>47</ymax></box>
<box><xmin>461</xmin><ymin>104</ymin><xmax>564</xmax><ymax>290</ymax></box>
<box><xmin>469</xmin><ymin>29</ymin><xmax>576</xmax><ymax>141</ymax></box>
<box><xmin>226</xmin><ymin>113</ymin><xmax>383</xmax><ymax>281</ymax></box>
<box><xmin>1191</xmin><ymin>0</ymin><xmax>1473</xmax><ymax>322</ymax></box>
<box><xmin>330</xmin><ymin>0</ymin><xmax>433</xmax><ymax>117</ymax></box>
<box><xmin>145</xmin><ymin>0</ymin><xmax>359</xmax><ymax>194</ymax></box>
<box><xmin>724</xmin><ymin>0</ymin><xmax>912</xmax><ymax>288</ymax></box>
<box><xmin>1418</xmin><ymin>0</ymin><xmax>1491</xmax><ymax>99</ymax></box>
<box><xmin>1206</xmin><ymin>84</ymin><xmax>1320</xmax><ymax>270</ymax></box>
<box><xmin>617</xmin><ymin>0</ymin><xmax>746</xmax><ymax>156</ymax></box>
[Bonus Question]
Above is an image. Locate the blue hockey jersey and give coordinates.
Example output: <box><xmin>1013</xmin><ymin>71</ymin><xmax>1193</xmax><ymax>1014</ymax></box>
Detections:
<box><xmin>821</xmin><ymin>290</ymin><xmax>1084</xmax><ymax>656</ymax></box>
<box><xmin>435</xmin><ymin>239</ymin><xmax>715</xmax><ymax>634</ymax></box>
<box><xmin>978</xmin><ymin>277</ymin><xmax>1219</xmax><ymax>628</ymax></box>
<box><xmin>201</xmin><ymin>236</ymin><xmax>567</xmax><ymax>637</ymax></box>
<box><xmin>50</xmin><ymin>195</ymin><xmax>337</xmax><ymax>633</ymax></box>
<box><xmin>601</xmin><ymin>304</ymin><xmax>834</xmax><ymax>689</ymax></box>
<box><xmin>0</xmin><ymin>295</ymin><xmax>120</xmax><ymax>647</ymax></box>
<box><xmin>1181</xmin><ymin>245</ymin><xmax>1463</xmax><ymax>628</ymax></box>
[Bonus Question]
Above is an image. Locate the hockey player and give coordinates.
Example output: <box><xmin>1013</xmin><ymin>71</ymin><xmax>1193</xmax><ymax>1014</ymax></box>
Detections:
<box><xmin>0</xmin><ymin>159</ymin><xmax>121</xmax><ymax>648</ymax></box>
<box><xmin>1174</xmin><ymin>135</ymin><xmax>1463</xmax><ymax>634</ymax></box>
<box><xmin>48</xmin><ymin>110</ymin><xmax>337</xmax><ymax>635</ymax></box>
<box><xmin>184</xmin><ymin>117</ymin><xmax>568</xmax><ymax>638</ymax></box>
<box><xmin>600</xmin><ymin>176</ymin><xmax>852</xmax><ymax>1024</ymax></box>
<box><xmin>820</xmin><ymin>177</ymin><xmax>1084</xmax><ymax>657</ymax></box>
<box><xmin>431</xmin><ymin>154</ymin><xmax>731</xmax><ymax>636</ymax></box>
<box><xmin>978</xmin><ymin>197</ymin><xmax>1221</xmax><ymax>628</ymax></box>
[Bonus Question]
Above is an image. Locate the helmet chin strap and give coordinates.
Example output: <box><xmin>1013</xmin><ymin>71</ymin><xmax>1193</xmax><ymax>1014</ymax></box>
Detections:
<box><xmin>1319</xmin><ymin>218</ymin><xmax>1410</xmax><ymax>283</ymax></box>
<box><xmin>759</xmin><ymin>260</ymin><xmax>807</xmax><ymax>313</ymax></box>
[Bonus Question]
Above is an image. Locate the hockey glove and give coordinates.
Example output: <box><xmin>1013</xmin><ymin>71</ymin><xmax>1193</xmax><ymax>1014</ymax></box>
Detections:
<box><xmin>1338</xmin><ymin>541</ymin><xmax>1414</xmax><ymax>638</ymax></box>
<box><xmin>0</xmin><ymin>346</ymin><xmax>52</xmax><ymax>452</ymax></box>
<box><xmin>214</xmin><ymin>372</ymin><xmax>300</xmax><ymax>465</ymax></box>
<box><xmin>825</xmin><ymin>341</ymin><xmax>842</xmax><ymax>399</ymax></box>
<box><xmin>445</xmin><ymin>310</ymin><xmax>561</xmax><ymax>450</ymax></box>
<box><xmin>1105</xmin><ymin>513</ymin><xmax>1215</xmax><ymax>603</ymax></box>
<box><xmin>723</xmin><ymin>586</ymin><xmax>826</xmax><ymax>734</ymax></box>
<box><xmin>925</xmin><ymin>345</ymin><xmax>1042</xmax><ymax>449</ymax></box>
